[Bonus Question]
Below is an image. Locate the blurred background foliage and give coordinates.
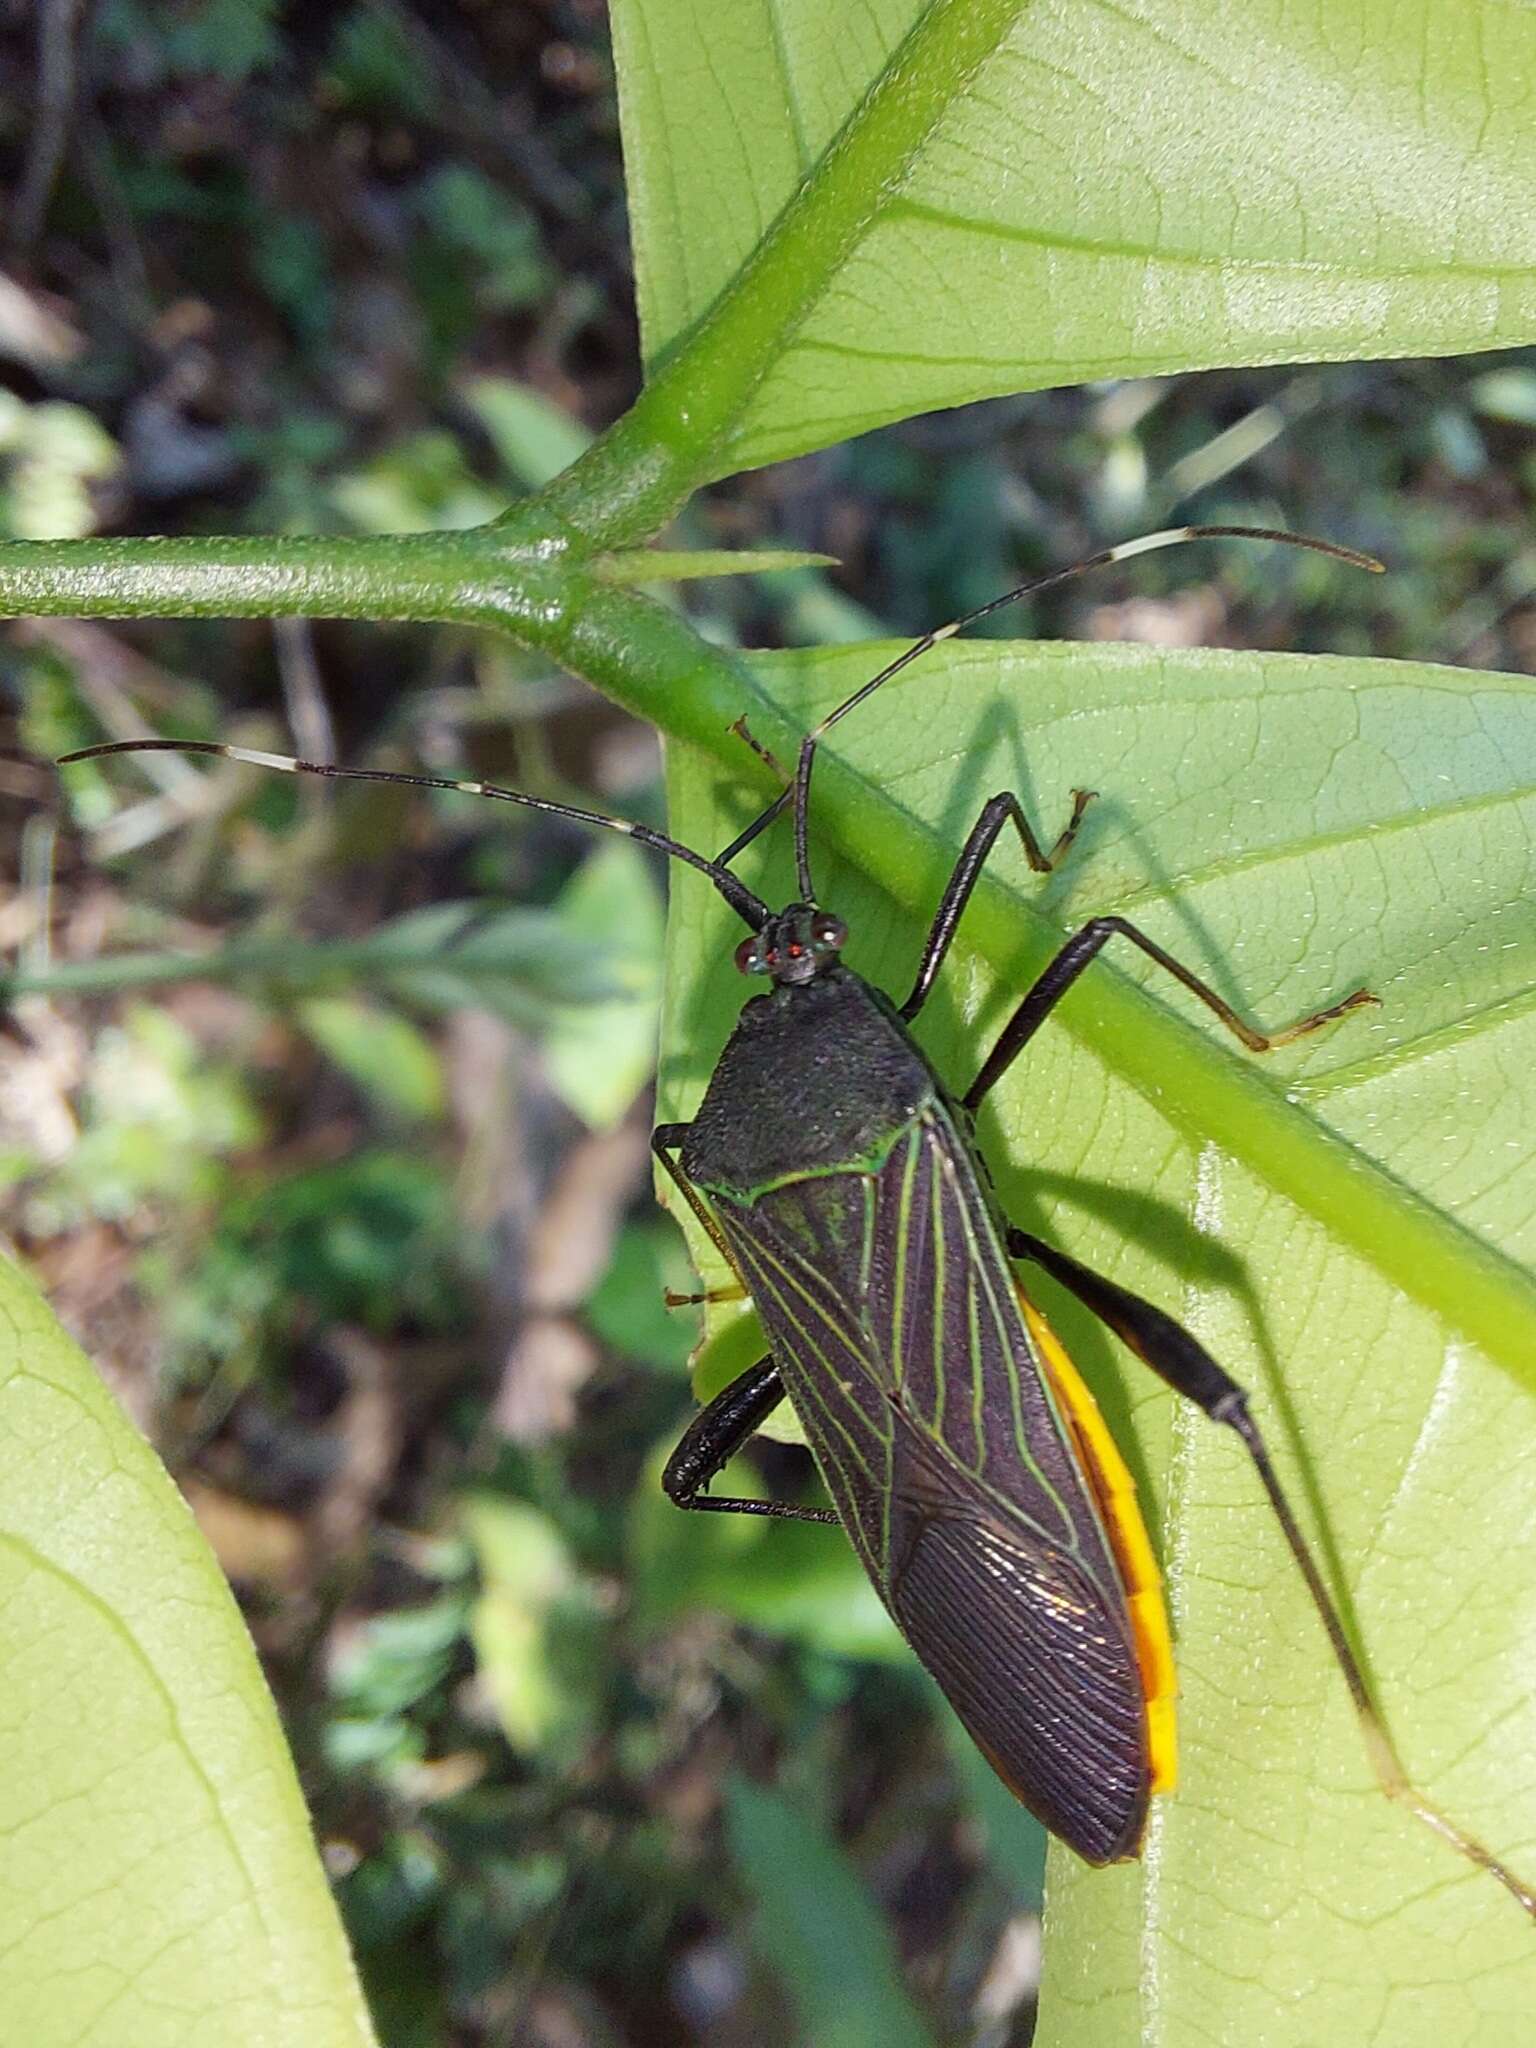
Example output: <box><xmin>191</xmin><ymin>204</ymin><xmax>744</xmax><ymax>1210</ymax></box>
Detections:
<box><xmin>3</xmin><ymin>4</ymin><xmax>1536</xmax><ymax>2045</ymax></box>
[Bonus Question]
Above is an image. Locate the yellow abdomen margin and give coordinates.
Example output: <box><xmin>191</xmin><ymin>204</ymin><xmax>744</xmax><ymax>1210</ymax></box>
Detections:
<box><xmin>1018</xmin><ymin>1289</ymin><xmax>1178</xmax><ymax>1797</ymax></box>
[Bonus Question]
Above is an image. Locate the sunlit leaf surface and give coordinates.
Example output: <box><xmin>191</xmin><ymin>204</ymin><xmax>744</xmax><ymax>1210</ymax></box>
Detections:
<box><xmin>613</xmin><ymin>0</ymin><xmax>1536</xmax><ymax>471</ymax></box>
<box><xmin>658</xmin><ymin>637</ymin><xmax>1536</xmax><ymax>2046</ymax></box>
<box><xmin>0</xmin><ymin>1260</ymin><xmax>376</xmax><ymax>2048</ymax></box>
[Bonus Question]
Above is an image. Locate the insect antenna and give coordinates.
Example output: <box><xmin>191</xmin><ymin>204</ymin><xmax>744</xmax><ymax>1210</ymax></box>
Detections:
<box><xmin>712</xmin><ymin>523</ymin><xmax>1384</xmax><ymax>902</ymax></box>
<box><xmin>57</xmin><ymin>737</ymin><xmax>772</xmax><ymax>931</ymax></box>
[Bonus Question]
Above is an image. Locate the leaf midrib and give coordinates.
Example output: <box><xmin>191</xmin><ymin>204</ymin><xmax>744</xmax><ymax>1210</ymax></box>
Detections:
<box><xmin>662</xmin><ymin>651</ymin><xmax>1536</xmax><ymax>1394</ymax></box>
<box><xmin>543</xmin><ymin>0</ymin><xmax>1035</xmax><ymax>543</ymax></box>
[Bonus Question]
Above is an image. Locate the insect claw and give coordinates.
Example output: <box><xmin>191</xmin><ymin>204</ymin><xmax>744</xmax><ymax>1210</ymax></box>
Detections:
<box><xmin>730</xmin><ymin>715</ymin><xmax>788</xmax><ymax>780</ymax></box>
<box><xmin>664</xmin><ymin>1283</ymin><xmax>747</xmax><ymax>1310</ymax></box>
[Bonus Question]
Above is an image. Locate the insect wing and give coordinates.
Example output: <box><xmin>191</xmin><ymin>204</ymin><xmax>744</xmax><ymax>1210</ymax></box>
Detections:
<box><xmin>707</xmin><ymin>1169</ymin><xmax>897</xmax><ymax>1581</ymax></box>
<box><xmin>701</xmin><ymin>1111</ymin><xmax>1152</xmax><ymax>1863</ymax></box>
<box><xmin>884</xmin><ymin>1438</ymin><xmax>1151</xmax><ymax>1862</ymax></box>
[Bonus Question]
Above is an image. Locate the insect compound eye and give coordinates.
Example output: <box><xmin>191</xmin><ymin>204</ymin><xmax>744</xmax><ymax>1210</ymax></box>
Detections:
<box><xmin>734</xmin><ymin>935</ymin><xmax>763</xmax><ymax>975</ymax></box>
<box><xmin>813</xmin><ymin>916</ymin><xmax>847</xmax><ymax>952</ymax></box>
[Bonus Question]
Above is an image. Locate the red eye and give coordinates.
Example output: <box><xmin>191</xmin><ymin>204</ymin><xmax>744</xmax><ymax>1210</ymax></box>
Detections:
<box><xmin>786</xmin><ymin>942</ymin><xmax>803</xmax><ymax>958</ymax></box>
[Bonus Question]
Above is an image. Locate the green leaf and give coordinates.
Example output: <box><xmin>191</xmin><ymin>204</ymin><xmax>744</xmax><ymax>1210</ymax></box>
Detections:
<box><xmin>0</xmin><ymin>397</ymin><xmax>120</xmax><ymax>540</ymax></box>
<box><xmin>3</xmin><ymin>903</ymin><xmax>623</xmax><ymax>1020</ymax></box>
<box><xmin>330</xmin><ymin>433</ymin><xmax>504</xmax><ymax>534</ymax></box>
<box><xmin>0</xmin><ymin>1255</ymin><xmax>375</xmax><ymax>2044</ymax></box>
<box><xmin>356</xmin><ymin>903</ymin><xmax>626</xmax><ymax>1017</ymax></box>
<box><xmin>461</xmin><ymin>377</ymin><xmax>592</xmax><ymax>491</ymax></box>
<box><xmin>299</xmin><ymin>996</ymin><xmax>446</xmax><ymax>1123</ymax></box>
<box><xmin>628</xmin><ymin>1440</ymin><xmax>900</xmax><ymax>1658</ymax></box>
<box><xmin>658</xmin><ymin>637</ymin><xmax>1536</xmax><ymax>2043</ymax></box>
<box><xmin>612</xmin><ymin>0</ymin><xmax>1536</xmax><ymax>474</ymax></box>
<box><xmin>725</xmin><ymin>1778</ymin><xmax>937</xmax><ymax>2048</ymax></box>
<box><xmin>463</xmin><ymin>1496</ymin><xmax>605</xmax><ymax>1759</ymax></box>
<box><xmin>325</xmin><ymin>4</ymin><xmax>441</xmax><ymax>119</ymax></box>
<box><xmin>158</xmin><ymin>0</ymin><xmax>281</xmax><ymax>83</ymax></box>
<box><xmin>416</xmin><ymin>165</ymin><xmax>549</xmax><ymax>315</ymax></box>
<box><xmin>542</xmin><ymin>840</ymin><xmax>665</xmax><ymax>1130</ymax></box>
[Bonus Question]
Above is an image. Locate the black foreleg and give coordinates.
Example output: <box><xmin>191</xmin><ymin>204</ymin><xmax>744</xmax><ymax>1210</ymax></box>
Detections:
<box><xmin>899</xmin><ymin>789</ymin><xmax>1094</xmax><ymax>1020</ymax></box>
<box><xmin>663</xmin><ymin>1357</ymin><xmax>837</xmax><ymax>1526</ymax></box>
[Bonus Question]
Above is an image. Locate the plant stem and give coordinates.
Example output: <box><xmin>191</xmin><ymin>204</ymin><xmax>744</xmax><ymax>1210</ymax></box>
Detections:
<box><xmin>0</xmin><ymin>0</ymin><xmax>1023</xmax><ymax>630</ymax></box>
<box><xmin>3</xmin><ymin>941</ymin><xmax>415</xmax><ymax>999</ymax></box>
<box><xmin>515</xmin><ymin>0</ymin><xmax>1028</xmax><ymax>548</ymax></box>
<box><xmin>0</xmin><ymin>529</ymin><xmax>569</xmax><ymax>628</ymax></box>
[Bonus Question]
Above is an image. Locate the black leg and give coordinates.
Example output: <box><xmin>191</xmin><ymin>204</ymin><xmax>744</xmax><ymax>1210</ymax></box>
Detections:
<box><xmin>663</xmin><ymin>1356</ymin><xmax>838</xmax><ymax>1525</ymax></box>
<box><xmin>965</xmin><ymin>916</ymin><xmax>1376</xmax><ymax>1110</ymax></box>
<box><xmin>711</xmin><ymin>718</ymin><xmax>790</xmax><ymax>866</ymax></box>
<box><xmin>900</xmin><ymin>789</ymin><xmax>1095</xmax><ymax>1020</ymax></box>
<box><xmin>1007</xmin><ymin>1224</ymin><xmax>1536</xmax><ymax>1921</ymax></box>
<box><xmin>728</xmin><ymin>715</ymin><xmax>787</xmax><ymax>780</ymax></box>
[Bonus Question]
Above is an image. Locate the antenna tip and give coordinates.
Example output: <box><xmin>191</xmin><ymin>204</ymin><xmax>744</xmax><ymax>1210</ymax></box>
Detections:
<box><xmin>57</xmin><ymin>738</ymin><xmax>224</xmax><ymax>768</ymax></box>
<box><xmin>57</xmin><ymin>741</ymin><xmax>138</xmax><ymax>766</ymax></box>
